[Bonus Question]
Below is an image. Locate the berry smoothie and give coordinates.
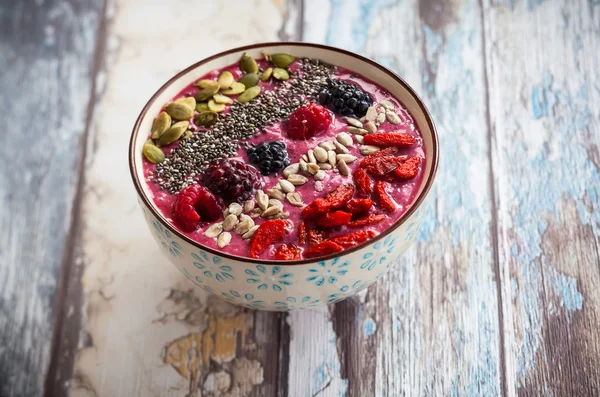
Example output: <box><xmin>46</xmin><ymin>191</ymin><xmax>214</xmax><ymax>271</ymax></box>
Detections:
<box><xmin>142</xmin><ymin>52</ymin><xmax>426</xmax><ymax>260</ymax></box>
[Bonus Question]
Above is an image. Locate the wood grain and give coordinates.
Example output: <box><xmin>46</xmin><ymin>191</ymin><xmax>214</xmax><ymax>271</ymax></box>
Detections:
<box><xmin>0</xmin><ymin>1</ymin><xmax>104</xmax><ymax>396</ymax></box>
<box><xmin>482</xmin><ymin>0</ymin><xmax>600</xmax><ymax>395</ymax></box>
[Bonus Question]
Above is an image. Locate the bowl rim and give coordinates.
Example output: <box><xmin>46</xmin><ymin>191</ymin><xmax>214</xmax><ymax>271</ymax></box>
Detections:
<box><xmin>129</xmin><ymin>41</ymin><xmax>439</xmax><ymax>265</ymax></box>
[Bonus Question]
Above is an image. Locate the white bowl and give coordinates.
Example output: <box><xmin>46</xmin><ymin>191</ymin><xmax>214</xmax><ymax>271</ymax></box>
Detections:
<box><xmin>129</xmin><ymin>42</ymin><xmax>439</xmax><ymax>311</ymax></box>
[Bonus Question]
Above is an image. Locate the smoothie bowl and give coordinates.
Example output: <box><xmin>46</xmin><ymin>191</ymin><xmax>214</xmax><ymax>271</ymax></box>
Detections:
<box><xmin>129</xmin><ymin>43</ymin><xmax>438</xmax><ymax>311</ymax></box>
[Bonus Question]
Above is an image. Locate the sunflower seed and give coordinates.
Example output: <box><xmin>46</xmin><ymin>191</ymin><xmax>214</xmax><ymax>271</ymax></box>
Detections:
<box><xmin>268</xmin><ymin>198</ymin><xmax>284</xmax><ymax>208</ymax></box>
<box><xmin>283</xmin><ymin>163</ymin><xmax>300</xmax><ymax>177</ymax></box>
<box><xmin>366</xmin><ymin>106</ymin><xmax>378</xmax><ymax>121</ymax></box>
<box><xmin>376</xmin><ymin>112</ymin><xmax>386</xmax><ymax>125</ymax></box>
<box><xmin>307</xmin><ymin>149</ymin><xmax>317</xmax><ymax>164</ymax></box>
<box><xmin>228</xmin><ymin>203</ymin><xmax>243</xmax><ymax>217</ymax></box>
<box><xmin>328</xmin><ymin>150</ymin><xmax>337</xmax><ymax>166</ymax></box>
<box><xmin>315</xmin><ymin>181</ymin><xmax>324</xmax><ymax>192</ymax></box>
<box><xmin>242</xmin><ymin>225</ymin><xmax>259</xmax><ymax>239</ymax></box>
<box><xmin>301</xmin><ymin>154</ymin><xmax>309</xmax><ymax>162</ymax></box>
<box><xmin>235</xmin><ymin>219</ymin><xmax>253</xmax><ymax>235</ymax></box>
<box><xmin>288</xmin><ymin>174</ymin><xmax>308</xmax><ymax>185</ymax></box>
<box><xmin>318</xmin><ymin>162</ymin><xmax>332</xmax><ymax>170</ymax></box>
<box><xmin>250</xmin><ymin>208</ymin><xmax>262</xmax><ymax>218</ymax></box>
<box><xmin>261</xmin><ymin>206</ymin><xmax>282</xmax><ymax>218</ymax></box>
<box><xmin>267</xmin><ymin>188</ymin><xmax>285</xmax><ymax>200</ymax></box>
<box><xmin>348</xmin><ymin>126</ymin><xmax>368</xmax><ymax>135</ymax></box>
<box><xmin>244</xmin><ymin>200</ymin><xmax>255</xmax><ymax>213</ymax></box>
<box><xmin>336</xmin><ymin>154</ymin><xmax>357</xmax><ymax>163</ymax></box>
<box><xmin>307</xmin><ymin>163</ymin><xmax>320</xmax><ymax>175</ymax></box>
<box><xmin>217</xmin><ymin>232</ymin><xmax>232</xmax><ymax>248</ymax></box>
<box><xmin>223</xmin><ymin>214</ymin><xmax>238</xmax><ymax>231</ymax></box>
<box><xmin>360</xmin><ymin>145</ymin><xmax>381</xmax><ymax>155</ymax></box>
<box><xmin>333</xmin><ymin>140</ymin><xmax>350</xmax><ymax>154</ymax></box>
<box><xmin>338</xmin><ymin>160</ymin><xmax>349</xmax><ymax>176</ymax></box>
<box><xmin>239</xmin><ymin>214</ymin><xmax>253</xmax><ymax>224</ymax></box>
<box><xmin>380</xmin><ymin>100</ymin><xmax>395</xmax><ymax>110</ymax></box>
<box><xmin>268</xmin><ymin>211</ymin><xmax>289</xmax><ymax>220</ymax></box>
<box><xmin>360</xmin><ymin>116</ymin><xmax>367</xmax><ymax>123</ymax></box>
<box><xmin>279</xmin><ymin>179</ymin><xmax>295</xmax><ymax>193</ymax></box>
<box><xmin>256</xmin><ymin>190</ymin><xmax>269</xmax><ymax>210</ymax></box>
<box><xmin>314</xmin><ymin>170</ymin><xmax>326</xmax><ymax>181</ymax></box>
<box><xmin>286</xmin><ymin>192</ymin><xmax>304</xmax><ymax>207</ymax></box>
<box><xmin>354</xmin><ymin>135</ymin><xmax>364</xmax><ymax>144</ymax></box>
<box><xmin>204</xmin><ymin>222</ymin><xmax>223</xmax><ymax>238</ymax></box>
<box><xmin>313</xmin><ymin>147</ymin><xmax>328</xmax><ymax>162</ymax></box>
<box><xmin>364</xmin><ymin>121</ymin><xmax>377</xmax><ymax>134</ymax></box>
<box><xmin>299</xmin><ymin>160</ymin><xmax>308</xmax><ymax>173</ymax></box>
<box><xmin>346</xmin><ymin>117</ymin><xmax>363</xmax><ymax>128</ymax></box>
<box><xmin>319</xmin><ymin>141</ymin><xmax>337</xmax><ymax>151</ymax></box>
<box><xmin>336</xmin><ymin>132</ymin><xmax>353</xmax><ymax>147</ymax></box>
<box><xmin>386</xmin><ymin>111</ymin><xmax>401</xmax><ymax>124</ymax></box>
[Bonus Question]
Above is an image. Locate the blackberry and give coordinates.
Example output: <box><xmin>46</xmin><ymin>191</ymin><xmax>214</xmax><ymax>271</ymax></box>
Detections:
<box><xmin>318</xmin><ymin>78</ymin><xmax>373</xmax><ymax>117</ymax></box>
<box><xmin>247</xmin><ymin>141</ymin><xmax>291</xmax><ymax>175</ymax></box>
<box><xmin>201</xmin><ymin>159</ymin><xmax>263</xmax><ymax>203</ymax></box>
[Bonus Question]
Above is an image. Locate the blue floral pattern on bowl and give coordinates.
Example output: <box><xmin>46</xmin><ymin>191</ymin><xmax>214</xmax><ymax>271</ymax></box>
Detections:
<box><xmin>274</xmin><ymin>296</ymin><xmax>321</xmax><ymax>310</ymax></box>
<box><xmin>306</xmin><ymin>257</ymin><xmax>349</xmax><ymax>286</ymax></box>
<box><xmin>222</xmin><ymin>290</ymin><xmax>265</xmax><ymax>309</ymax></box>
<box><xmin>192</xmin><ymin>250</ymin><xmax>234</xmax><ymax>282</ymax></box>
<box><xmin>152</xmin><ymin>220</ymin><xmax>183</xmax><ymax>257</ymax></box>
<box><xmin>245</xmin><ymin>265</ymin><xmax>293</xmax><ymax>291</ymax></box>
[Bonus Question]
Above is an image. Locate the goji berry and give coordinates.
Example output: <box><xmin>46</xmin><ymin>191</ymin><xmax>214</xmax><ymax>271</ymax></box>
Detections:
<box><xmin>301</xmin><ymin>198</ymin><xmax>331</xmax><ymax>219</ymax></box>
<box><xmin>298</xmin><ymin>221</ymin><xmax>308</xmax><ymax>245</ymax></box>
<box><xmin>395</xmin><ymin>156</ymin><xmax>421</xmax><ymax>179</ymax></box>
<box><xmin>344</xmin><ymin>198</ymin><xmax>373</xmax><ymax>214</ymax></box>
<box><xmin>274</xmin><ymin>244</ymin><xmax>302</xmax><ymax>260</ymax></box>
<box><xmin>348</xmin><ymin>214</ymin><xmax>387</xmax><ymax>227</ymax></box>
<box><xmin>308</xmin><ymin>228</ymin><xmax>328</xmax><ymax>247</ymax></box>
<box><xmin>360</xmin><ymin>147</ymin><xmax>400</xmax><ymax>168</ymax></box>
<box><xmin>325</xmin><ymin>185</ymin><xmax>355</xmax><ymax>209</ymax></box>
<box><xmin>374</xmin><ymin>181</ymin><xmax>396</xmax><ymax>211</ymax></box>
<box><xmin>328</xmin><ymin>230</ymin><xmax>377</xmax><ymax>248</ymax></box>
<box><xmin>363</xmin><ymin>132</ymin><xmax>416</xmax><ymax>147</ymax></box>
<box><xmin>304</xmin><ymin>241</ymin><xmax>344</xmax><ymax>258</ymax></box>
<box><xmin>353</xmin><ymin>168</ymin><xmax>372</xmax><ymax>195</ymax></box>
<box><xmin>317</xmin><ymin>211</ymin><xmax>353</xmax><ymax>228</ymax></box>
<box><xmin>365</xmin><ymin>156</ymin><xmax>405</xmax><ymax>177</ymax></box>
<box><xmin>249</xmin><ymin>219</ymin><xmax>288</xmax><ymax>258</ymax></box>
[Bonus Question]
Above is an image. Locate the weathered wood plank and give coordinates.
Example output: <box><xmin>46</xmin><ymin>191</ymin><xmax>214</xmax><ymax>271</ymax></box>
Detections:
<box><xmin>66</xmin><ymin>1</ymin><xmax>298</xmax><ymax>396</ymax></box>
<box><xmin>482</xmin><ymin>0</ymin><xmax>600</xmax><ymax>395</ymax></box>
<box><xmin>0</xmin><ymin>1</ymin><xmax>104</xmax><ymax>396</ymax></box>
<box><xmin>302</xmin><ymin>0</ymin><xmax>503</xmax><ymax>395</ymax></box>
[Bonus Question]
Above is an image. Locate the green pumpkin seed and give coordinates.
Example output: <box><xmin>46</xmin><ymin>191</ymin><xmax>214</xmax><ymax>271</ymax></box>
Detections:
<box><xmin>217</xmin><ymin>71</ymin><xmax>234</xmax><ymax>89</ymax></box>
<box><xmin>143</xmin><ymin>143</ymin><xmax>165</xmax><ymax>164</ymax></box>
<box><xmin>175</xmin><ymin>96</ymin><xmax>196</xmax><ymax>109</ymax></box>
<box><xmin>239</xmin><ymin>52</ymin><xmax>258</xmax><ymax>73</ymax></box>
<box><xmin>221</xmin><ymin>82</ymin><xmax>245</xmax><ymax>96</ymax></box>
<box><xmin>183</xmin><ymin>130</ymin><xmax>193</xmax><ymax>139</ymax></box>
<box><xmin>213</xmin><ymin>94</ymin><xmax>233</xmax><ymax>104</ymax></box>
<box><xmin>194</xmin><ymin>80</ymin><xmax>220</xmax><ymax>101</ymax></box>
<box><xmin>194</xmin><ymin>111</ymin><xmax>218</xmax><ymax>127</ymax></box>
<box><xmin>238</xmin><ymin>72</ymin><xmax>259</xmax><ymax>88</ymax></box>
<box><xmin>208</xmin><ymin>99</ymin><xmax>226</xmax><ymax>112</ymax></box>
<box><xmin>165</xmin><ymin>102</ymin><xmax>194</xmax><ymax>121</ymax></box>
<box><xmin>261</xmin><ymin>67</ymin><xmax>273</xmax><ymax>82</ymax></box>
<box><xmin>151</xmin><ymin>111</ymin><xmax>171</xmax><ymax>139</ymax></box>
<box><xmin>158</xmin><ymin>121</ymin><xmax>188</xmax><ymax>146</ymax></box>
<box><xmin>196</xmin><ymin>102</ymin><xmax>209</xmax><ymax>113</ymax></box>
<box><xmin>194</xmin><ymin>79</ymin><xmax>219</xmax><ymax>89</ymax></box>
<box><xmin>237</xmin><ymin>86</ymin><xmax>261</xmax><ymax>103</ymax></box>
<box><xmin>145</xmin><ymin>139</ymin><xmax>156</xmax><ymax>146</ymax></box>
<box><xmin>270</xmin><ymin>53</ymin><xmax>295</xmax><ymax>68</ymax></box>
<box><xmin>272</xmin><ymin>68</ymin><xmax>289</xmax><ymax>81</ymax></box>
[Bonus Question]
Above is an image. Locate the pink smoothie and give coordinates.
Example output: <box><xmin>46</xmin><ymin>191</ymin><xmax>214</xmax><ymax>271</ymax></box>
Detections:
<box><xmin>142</xmin><ymin>57</ymin><xmax>426</xmax><ymax>260</ymax></box>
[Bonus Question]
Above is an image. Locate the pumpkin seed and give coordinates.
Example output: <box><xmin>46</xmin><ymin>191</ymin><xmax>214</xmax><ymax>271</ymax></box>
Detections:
<box><xmin>194</xmin><ymin>111</ymin><xmax>218</xmax><ymax>127</ymax></box>
<box><xmin>145</xmin><ymin>139</ymin><xmax>155</xmax><ymax>147</ymax></box>
<box><xmin>221</xmin><ymin>82</ymin><xmax>246</xmax><ymax>96</ymax></box>
<box><xmin>267</xmin><ymin>188</ymin><xmax>285</xmax><ymax>200</ymax></box>
<box><xmin>183</xmin><ymin>130</ymin><xmax>193</xmax><ymax>139</ymax></box>
<box><xmin>175</xmin><ymin>96</ymin><xmax>196</xmax><ymax>109</ymax></box>
<box><xmin>239</xmin><ymin>52</ymin><xmax>258</xmax><ymax>73</ymax></box>
<box><xmin>158</xmin><ymin>121</ymin><xmax>188</xmax><ymax>145</ymax></box>
<box><xmin>204</xmin><ymin>223</ymin><xmax>223</xmax><ymax>238</ymax></box>
<box><xmin>242</xmin><ymin>225</ymin><xmax>259</xmax><ymax>239</ymax></box>
<box><xmin>287</xmin><ymin>174</ymin><xmax>308</xmax><ymax>185</ymax></box>
<box><xmin>243</xmin><ymin>200</ymin><xmax>255</xmax><ymax>213</ymax></box>
<box><xmin>143</xmin><ymin>143</ymin><xmax>165</xmax><ymax>163</ymax></box>
<box><xmin>208</xmin><ymin>99</ymin><xmax>226</xmax><ymax>113</ymax></box>
<box><xmin>272</xmin><ymin>68</ymin><xmax>289</xmax><ymax>81</ymax></box>
<box><xmin>196</xmin><ymin>102</ymin><xmax>209</xmax><ymax>113</ymax></box>
<box><xmin>217</xmin><ymin>71</ymin><xmax>234</xmax><ymax>89</ymax></box>
<box><xmin>165</xmin><ymin>102</ymin><xmax>194</xmax><ymax>120</ymax></box>
<box><xmin>261</xmin><ymin>67</ymin><xmax>273</xmax><ymax>81</ymax></box>
<box><xmin>283</xmin><ymin>163</ymin><xmax>300</xmax><ymax>177</ymax></box>
<box><xmin>338</xmin><ymin>160</ymin><xmax>349</xmax><ymax>176</ymax></box>
<box><xmin>270</xmin><ymin>53</ymin><xmax>295</xmax><ymax>68</ymax></box>
<box><xmin>238</xmin><ymin>72</ymin><xmax>259</xmax><ymax>88</ymax></box>
<box><xmin>237</xmin><ymin>86</ymin><xmax>261</xmax><ymax>103</ymax></box>
<box><xmin>286</xmin><ymin>192</ymin><xmax>304</xmax><ymax>207</ymax></box>
<box><xmin>228</xmin><ymin>202</ymin><xmax>243</xmax><ymax>216</ymax></box>
<box><xmin>279</xmin><ymin>179</ymin><xmax>295</xmax><ymax>193</ymax></box>
<box><xmin>386</xmin><ymin>111</ymin><xmax>401</xmax><ymax>124</ymax></box>
<box><xmin>213</xmin><ymin>94</ymin><xmax>233</xmax><ymax>104</ymax></box>
<box><xmin>217</xmin><ymin>232</ymin><xmax>232</xmax><ymax>248</ymax></box>
<box><xmin>194</xmin><ymin>80</ymin><xmax>220</xmax><ymax>101</ymax></box>
<box><xmin>151</xmin><ymin>111</ymin><xmax>171</xmax><ymax>139</ymax></box>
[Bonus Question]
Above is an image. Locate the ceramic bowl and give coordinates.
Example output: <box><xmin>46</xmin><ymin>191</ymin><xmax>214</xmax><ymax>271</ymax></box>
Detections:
<box><xmin>129</xmin><ymin>42</ymin><xmax>438</xmax><ymax>311</ymax></box>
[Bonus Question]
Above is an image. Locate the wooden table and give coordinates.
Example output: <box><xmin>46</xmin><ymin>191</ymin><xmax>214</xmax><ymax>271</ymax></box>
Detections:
<box><xmin>1</xmin><ymin>0</ymin><xmax>599</xmax><ymax>396</ymax></box>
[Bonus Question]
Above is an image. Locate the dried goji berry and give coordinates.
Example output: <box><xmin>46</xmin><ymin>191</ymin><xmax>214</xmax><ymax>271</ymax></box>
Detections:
<box><xmin>365</xmin><ymin>156</ymin><xmax>405</xmax><ymax>177</ymax></box>
<box><xmin>395</xmin><ymin>156</ymin><xmax>421</xmax><ymax>179</ymax></box>
<box><xmin>317</xmin><ymin>211</ymin><xmax>353</xmax><ymax>228</ymax></box>
<box><xmin>301</xmin><ymin>198</ymin><xmax>331</xmax><ymax>219</ymax></box>
<box><xmin>304</xmin><ymin>241</ymin><xmax>344</xmax><ymax>258</ymax></box>
<box><xmin>308</xmin><ymin>228</ymin><xmax>328</xmax><ymax>247</ymax></box>
<box><xmin>353</xmin><ymin>168</ymin><xmax>372</xmax><ymax>195</ymax></box>
<box><xmin>363</xmin><ymin>132</ymin><xmax>416</xmax><ymax>147</ymax></box>
<box><xmin>274</xmin><ymin>244</ymin><xmax>302</xmax><ymax>260</ymax></box>
<box><xmin>328</xmin><ymin>230</ymin><xmax>377</xmax><ymax>248</ymax></box>
<box><xmin>298</xmin><ymin>221</ymin><xmax>308</xmax><ymax>245</ymax></box>
<box><xmin>325</xmin><ymin>185</ymin><xmax>355</xmax><ymax>209</ymax></box>
<box><xmin>348</xmin><ymin>214</ymin><xmax>388</xmax><ymax>227</ymax></box>
<box><xmin>344</xmin><ymin>198</ymin><xmax>373</xmax><ymax>214</ymax></box>
<box><xmin>374</xmin><ymin>181</ymin><xmax>396</xmax><ymax>211</ymax></box>
<box><xmin>360</xmin><ymin>147</ymin><xmax>400</xmax><ymax>168</ymax></box>
<box><xmin>249</xmin><ymin>219</ymin><xmax>288</xmax><ymax>258</ymax></box>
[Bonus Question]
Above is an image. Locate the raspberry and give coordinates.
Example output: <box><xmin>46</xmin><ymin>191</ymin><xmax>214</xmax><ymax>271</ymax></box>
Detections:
<box><xmin>202</xmin><ymin>159</ymin><xmax>263</xmax><ymax>203</ymax></box>
<box><xmin>249</xmin><ymin>219</ymin><xmax>289</xmax><ymax>258</ymax></box>
<box><xmin>359</xmin><ymin>147</ymin><xmax>400</xmax><ymax>168</ymax></box>
<box><xmin>301</xmin><ymin>198</ymin><xmax>331</xmax><ymax>219</ymax></box>
<box><xmin>353</xmin><ymin>168</ymin><xmax>372</xmax><ymax>195</ymax></box>
<box><xmin>395</xmin><ymin>156</ymin><xmax>421</xmax><ymax>179</ymax></box>
<box><xmin>363</xmin><ymin>132</ymin><xmax>417</xmax><ymax>147</ymax></box>
<box><xmin>344</xmin><ymin>198</ymin><xmax>373</xmax><ymax>214</ymax></box>
<box><xmin>348</xmin><ymin>214</ymin><xmax>387</xmax><ymax>228</ymax></box>
<box><xmin>317</xmin><ymin>211</ymin><xmax>353</xmax><ymax>228</ymax></box>
<box><xmin>374</xmin><ymin>181</ymin><xmax>396</xmax><ymax>211</ymax></box>
<box><xmin>172</xmin><ymin>185</ymin><xmax>224</xmax><ymax>232</ymax></box>
<box><xmin>328</xmin><ymin>230</ymin><xmax>377</xmax><ymax>248</ymax></box>
<box><xmin>298</xmin><ymin>221</ymin><xmax>308</xmax><ymax>245</ymax></box>
<box><xmin>325</xmin><ymin>185</ymin><xmax>355</xmax><ymax>209</ymax></box>
<box><xmin>304</xmin><ymin>241</ymin><xmax>344</xmax><ymax>258</ymax></box>
<box><xmin>308</xmin><ymin>228</ymin><xmax>329</xmax><ymax>247</ymax></box>
<box><xmin>274</xmin><ymin>244</ymin><xmax>302</xmax><ymax>260</ymax></box>
<box><xmin>286</xmin><ymin>103</ymin><xmax>332</xmax><ymax>140</ymax></box>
